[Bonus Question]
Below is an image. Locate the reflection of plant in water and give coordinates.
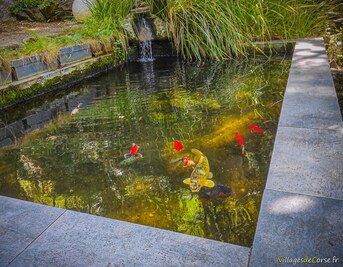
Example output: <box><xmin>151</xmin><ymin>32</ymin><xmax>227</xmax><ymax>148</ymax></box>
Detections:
<box><xmin>244</xmin><ymin>151</ymin><xmax>259</xmax><ymax>173</ymax></box>
<box><xmin>0</xmin><ymin>58</ymin><xmax>291</xmax><ymax>247</ymax></box>
<box><xmin>19</xmin><ymin>155</ymin><xmax>42</xmax><ymax>177</ymax></box>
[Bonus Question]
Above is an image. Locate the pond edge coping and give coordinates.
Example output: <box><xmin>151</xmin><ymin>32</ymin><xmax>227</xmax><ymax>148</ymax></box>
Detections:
<box><xmin>248</xmin><ymin>38</ymin><xmax>343</xmax><ymax>266</ymax></box>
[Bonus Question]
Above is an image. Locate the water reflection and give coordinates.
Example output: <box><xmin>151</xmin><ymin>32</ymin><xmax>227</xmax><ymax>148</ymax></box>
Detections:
<box><xmin>0</xmin><ymin>57</ymin><xmax>290</xmax><ymax>246</ymax></box>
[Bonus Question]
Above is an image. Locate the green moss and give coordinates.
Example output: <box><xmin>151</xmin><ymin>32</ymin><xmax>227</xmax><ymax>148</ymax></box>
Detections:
<box><xmin>0</xmin><ymin>55</ymin><xmax>120</xmax><ymax>109</ymax></box>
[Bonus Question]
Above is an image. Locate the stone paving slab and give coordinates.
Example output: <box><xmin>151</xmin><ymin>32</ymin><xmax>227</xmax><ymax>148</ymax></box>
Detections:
<box><xmin>0</xmin><ymin>197</ymin><xmax>250</xmax><ymax>267</ymax></box>
<box><xmin>249</xmin><ymin>190</ymin><xmax>343</xmax><ymax>267</ymax></box>
<box><xmin>0</xmin><ymin>226</ymin><xmax>33</xmax><ymax>267</ymax></box>
<box><xmin>279</xmin><ymin>94</ymin><xmax>342</xmax><ymax>129</ymax></box>
<box><xmin>0</xmin><ymin>196</ymin><xmax>65</xmax><ymax>266</ymax></box>
<box><xmin>9</xmin><ymin>210</ymin><xmax>250</xmax><ymax>267</ymax></box>
<box><xmin>286</xmin><ymin>78</ymin><xmax>337</xmax><ymax>96</ymax></box>
<box><xmin>266</xmin><ymin>127</ymin><xmax>343</xmax><ymax>201</ymax></box>
<box><xmin>0</xmin><ymin>196</ymin><xmax>65</xmax><ymax>237</ymax></box>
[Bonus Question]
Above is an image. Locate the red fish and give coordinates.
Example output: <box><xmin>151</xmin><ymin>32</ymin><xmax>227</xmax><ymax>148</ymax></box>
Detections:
<box><xmin>248</xmin><ymin>125</ymin><xmax>264</xmax><ymax>134</ymax></box>
<box><xmin>181</xmin><ymin>157</ymin><xmax>195</xmax><ymax>167</ymax></box>
<box><xmin>124</xmin><ymin>143</ymin><xmax>142</xmax><ymax>158</ymax></box>
<box><xmin>235</xmin><ymin>132</ymin><xmax>245</xmax><ymax>154</ymax></box>
<box><xmin>174</xmin><ymin>140</ymin><xmax>183</xmax><ymax>152</ymax></box>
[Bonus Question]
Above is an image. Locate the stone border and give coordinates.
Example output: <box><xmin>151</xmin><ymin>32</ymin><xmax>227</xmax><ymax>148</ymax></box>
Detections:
<box><xmin>0</xmin><ymin>195</ymin><xmax>250</xmax><ymax>266</ymax></box>
<box><xmin>249</xmin><ymin>38</ymin><xmax>343</xmax><ymax>266</ymax></box>
<box><xmin>1</xmin><ymin>38</ymin><xmax>341</xmax><ymax>266</ymax></box>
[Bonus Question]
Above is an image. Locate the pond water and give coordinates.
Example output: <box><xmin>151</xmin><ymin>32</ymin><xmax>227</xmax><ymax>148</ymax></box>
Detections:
<box><xmin>0</xmin><ymin>56</ymin><xmax>291</xmax><ymax>247</ymax></box>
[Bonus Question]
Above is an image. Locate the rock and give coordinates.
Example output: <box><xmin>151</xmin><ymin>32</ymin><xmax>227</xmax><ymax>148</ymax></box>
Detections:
<box><xmin>123</xmin><ymin>16</ymin><xmax>138</xmax><ymax>42</ymax></box>
<box><xmin>152</xmin><ymin>16</ymin><xmax>168</xmax><ymax>41</ymax></box>
<box><xmin>22</xmin><ymin>8</ymin><xmax>47</xmax><ymax>22</ymax></box>
<box><xmin>55</xmin><ymin>0</ymin><xmax>73</xmax><ymax>20</ymax></box>
<box><xmin>0</xmin><ymin>0</ymin><xmax>16</xmax><ymax>22</ymax></box>
<box><xmin>72</xmin><ymin>0</ymin><xmax>92</xmax><ymax>22</ymax></box>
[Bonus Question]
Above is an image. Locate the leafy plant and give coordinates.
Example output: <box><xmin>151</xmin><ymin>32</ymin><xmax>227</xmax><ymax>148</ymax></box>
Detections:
<box><xmin>11</xmin><ymin>0</ymin><xmax>56</xmax><ymax>15</ymax></box>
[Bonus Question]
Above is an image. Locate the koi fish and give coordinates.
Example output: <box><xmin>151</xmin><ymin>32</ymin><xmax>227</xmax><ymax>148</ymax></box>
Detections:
<box><xmin>71</xmin><ymin>103</ymin><xmax>82</xmax><ymax>116</ymax></box>
<box><xmin>235</xmin><ymin>132</ymin><xmax>245</xmax><ymax>154</ymax></box>
<box><xmin>124</xmin><ymin>143</ymin><xmax>142</xmax><ymax>158</ymax></box>
<box><xmin>183</xmin><ymin>149</ymin><xmax>215</xmax><ymax>192</ymax></box>
<box><xmin>197</xmin><ymin>185</ymin><xmax>232</xmax><ymax>200</ymax></box>
<box><xmin>248</xmin><ymin>125</ymin><xmax>264</xmax><ymax>134</ymax></box>
<box><xmin>174</xmin><ymin>140</ymin><xmax>183</xmax><ymax>152</ymax></box>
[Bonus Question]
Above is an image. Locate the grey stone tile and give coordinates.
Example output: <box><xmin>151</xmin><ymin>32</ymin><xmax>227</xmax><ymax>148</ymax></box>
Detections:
<box><xmin>285</xmin><ymin>78</ymin><xmax>337</xmax><ymax>97</ymax></box>
<box><xmin>266</xmin><ymin>127</ymin><xmax>343</xmax><ymax>200</ymax></box>
<box><xmin>10</xmin><ymin>210</ymin><xmax>250</xmax><ymax>267</ymax></box>
<box><xmin>249</xmin><ymin>190</ymin><xmax>343</xmax><ymax>267</ymax></box>
<box><xmin>279</xmin><ymin>93</ymin><xmax>342</xmax><ymax>129</ymax></box>
<box><xmin>0</xmin><ymin>196</ymin><xmax>65</xmax><ymax>238</ymax></box>
<box><xmin>0</xmin><ymin>226</ymin><xmax>33</xmax><ymax>266</ymax></box>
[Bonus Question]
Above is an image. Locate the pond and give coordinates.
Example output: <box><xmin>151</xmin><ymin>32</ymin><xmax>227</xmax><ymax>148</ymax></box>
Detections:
<box><xmin>0</xmin><ymin>56</ymin><xmax>291</xmax><ymax>247</ymax></box>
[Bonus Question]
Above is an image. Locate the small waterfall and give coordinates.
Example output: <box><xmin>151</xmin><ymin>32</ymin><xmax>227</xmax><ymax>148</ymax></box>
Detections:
<box><xmin>138</xmin><ymin>40</ymin><xmax>153</xmax><ymax>62</ymax></box>
<box><xmin>136</xmin><ymin>17</ymin><xmax>155</xmax><ymax>62</ymax></box>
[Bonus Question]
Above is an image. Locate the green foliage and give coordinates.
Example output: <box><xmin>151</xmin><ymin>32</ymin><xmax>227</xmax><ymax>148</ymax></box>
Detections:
<box><xmin>146</xmin><ymin>0</ymin><xmax>327</xmax><ymax>60</ymax></box>
<box><xmin>11</xmin><ymin>0</ymin><xmax>56</xmax><ymax>15</ymax></box>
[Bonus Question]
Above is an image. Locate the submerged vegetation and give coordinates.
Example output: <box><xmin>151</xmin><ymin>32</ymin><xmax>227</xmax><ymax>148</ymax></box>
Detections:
<box><xmin>0</xmin><ymin>58</ymin><xmax>290</xmax><ymax>246</ymax></box>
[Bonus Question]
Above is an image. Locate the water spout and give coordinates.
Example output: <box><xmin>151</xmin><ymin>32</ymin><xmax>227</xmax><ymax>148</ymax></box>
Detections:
<box><xmin>136</xmin><ymin>17</ymin><xmax>155</xmax><ymax>62</ymax></box>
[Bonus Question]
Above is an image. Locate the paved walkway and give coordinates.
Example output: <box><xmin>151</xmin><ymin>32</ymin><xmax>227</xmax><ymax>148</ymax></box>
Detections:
<box><xmin>249</xmin><ymin>38</ymin><xmax>343</xmax><ymax>266</ymax></box>
<box><xmin>0</xmin><ymin>38</ymin><xmax>342</xmax><ymax>267</ymax></box>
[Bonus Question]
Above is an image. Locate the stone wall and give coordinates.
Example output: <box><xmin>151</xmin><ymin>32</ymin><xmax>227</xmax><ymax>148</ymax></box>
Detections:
<box><xmin>0</xmin><ymin>0</ymin><xmax>73</xmax><ymax>22</ymax></box>
<box><xmin>0</xmin><ymin>0</ymin><xmax>16</xmax><ymax>22</ymax></box>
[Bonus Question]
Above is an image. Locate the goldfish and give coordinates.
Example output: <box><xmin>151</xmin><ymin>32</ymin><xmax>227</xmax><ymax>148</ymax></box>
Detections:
<box><xmin>71</xmin><ymin>103</ymin><xmax>82</xmax><ymax>116</ymax></box>
<box><xmin>248</xmin><ymin>125</ymin><xmax>264</xmax><ymax>134</ymax></box>
<box><xmin>183</xmin><ymin>149</ymin><xmax>215</xmax><ymax>192</ymax></box>
<box><xmin>124</xmin><ymin>143</ymin><xmax>142</xmax><ymax>158</ymax></box>
<box><xmin>235</xmin><ymin>132</ymin><xmax>245</xmax><ymax>154</ymax></box>
<box><xmin>174</xmin><ymin>140</ymin><xmax>183</xmax><ymax>151</ymax></box>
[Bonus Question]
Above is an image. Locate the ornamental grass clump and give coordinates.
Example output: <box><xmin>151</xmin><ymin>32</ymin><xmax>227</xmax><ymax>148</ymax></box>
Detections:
<box><xmin>147</xmin><ymin>0</ymin><xmax>327</xmax><ymax>60</ymax></box>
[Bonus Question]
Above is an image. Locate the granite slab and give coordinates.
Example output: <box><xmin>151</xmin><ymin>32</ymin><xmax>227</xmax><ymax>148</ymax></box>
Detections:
<box><xmin>266</xmin><ymin>126</ymin><xmax>343</xmax><ymax>201</ymax></box>
<box><xmin>249</xmin><ymin>190</ymin><xmax>343</xmax><ymax>267</ymax></box>
<box><xmin>9</xmin><ymin>210</ymin><xmax>250</xmax><ymax>267</ymax></box>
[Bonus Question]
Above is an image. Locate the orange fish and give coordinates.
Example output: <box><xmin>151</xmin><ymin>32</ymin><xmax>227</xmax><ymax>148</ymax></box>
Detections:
<box><xmin>124</xmin><ymin>143</ymin><xmax>142</xmax><ymax>158</ymax></box>
<box><xmin>248</xmin><ymin>125</ymin><xmax>264</xmax><ymax>134</ymax></box>
<box><xmin>235</xmin><ymin>132</ymin><xmax>245</xmax><ymax>154</ymax></box>
<box><xmin>174</xmin><ymin>140</ymin><xmax>183</xmax><ymax>152</ymax></box>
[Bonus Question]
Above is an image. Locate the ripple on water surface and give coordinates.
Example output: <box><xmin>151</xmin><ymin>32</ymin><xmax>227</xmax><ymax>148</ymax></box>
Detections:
<box><xmin>0</xmin><ymin>57</ymin><xmax>291</xmax><ymax>247</ymax></box>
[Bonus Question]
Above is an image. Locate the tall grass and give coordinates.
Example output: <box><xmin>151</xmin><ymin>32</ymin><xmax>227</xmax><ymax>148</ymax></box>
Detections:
<box><xmin>82</xmin><ymin>0</ymin><xmax>136</xmax><ymax>56</ymax></box>
<box><xmin>1</xmin><ymin>0</ymin><xmax>328</xmax><ymax>63</ymax></box>
<box><xmin>147</xmin><ymin>0</ymin><xmax>327</xmax><ymax>60</ymax></box>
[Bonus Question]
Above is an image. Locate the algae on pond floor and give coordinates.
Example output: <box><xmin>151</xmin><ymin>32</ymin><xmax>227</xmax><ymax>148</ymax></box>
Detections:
<box><xmin>0</xmin><ymin>57</ymin><xmax>290</xmax><ymax>247</ymax></box>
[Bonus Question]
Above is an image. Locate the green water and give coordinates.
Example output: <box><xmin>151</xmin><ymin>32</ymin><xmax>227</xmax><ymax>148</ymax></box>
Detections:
<box><xmin>0</xmin><ymin>57</ymin><xmax>290</xmax><ymax>247</ymax></box>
